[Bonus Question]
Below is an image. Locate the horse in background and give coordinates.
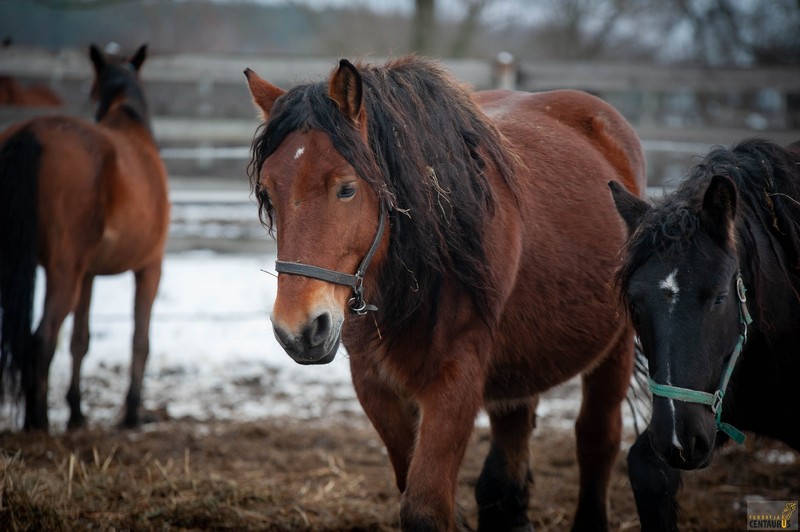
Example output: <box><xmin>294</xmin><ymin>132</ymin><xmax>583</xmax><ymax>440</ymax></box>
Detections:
<box><xmin>610</xmin><ymin>138</ymin><xmax>800</xmax><ymax>531</ymax></box>
<box><xmin>245</xmin><ymin>56</ymin><xmax>646</xmax><ymax>530</ymax></box>
<box><xmin>0</xmin><ymin>44</ymin><xmax>170</xmax><ymax>431</ymax></box>
<box><xmin>0</xmin><ymin>75</ymin><xmax>63</xmax><ymax>107</ymax></box>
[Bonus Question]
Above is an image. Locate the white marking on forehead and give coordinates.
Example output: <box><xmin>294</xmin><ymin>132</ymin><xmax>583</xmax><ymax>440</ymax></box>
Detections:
<box><xmin>659</xmin><ymin>268</ymin><xmax>680</xmax><ymax>313</ymax></box>
<box><xmin>659</xmin><ymin>269</ymin><xmax>679</xmax><ymax>294</ymax></box>
<box><xmin>293</xmin><ymin>146</ymin><xmax>305</xmax><ymax>160</ymax></box>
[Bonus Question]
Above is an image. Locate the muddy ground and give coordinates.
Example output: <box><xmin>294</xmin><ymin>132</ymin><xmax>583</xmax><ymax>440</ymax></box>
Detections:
<box><xmin>1</xmin><ymin>411</ymin><xmax>798</xmax><ymax>531</ymax></box>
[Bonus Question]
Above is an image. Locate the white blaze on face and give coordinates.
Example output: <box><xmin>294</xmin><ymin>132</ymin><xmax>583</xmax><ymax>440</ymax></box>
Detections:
<box><xmin>658</xmin><ymin>267</ymin><xmax>684</xmax><ymax>452</ymax></box>
<box><xmin>294</xmin><ymin>146</ymin><xmax>305</xmax><ymax>160</ymax></box>
<box><xmin>659</xmin><ymin>268</ymin><xmax>680</xmax><ymax>313</ymax></box>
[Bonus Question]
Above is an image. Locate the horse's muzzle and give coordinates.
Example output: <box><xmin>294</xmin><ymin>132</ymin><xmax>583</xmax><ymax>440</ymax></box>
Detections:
<box><xmin>272</xmin><ymin>311</ymin><xmax>342</xmax><ymax>365</ymax></box>
<box><xmin>648</xmin><ymin>399</ymin><xmax>716</xmax><ymax>470</ymax></box>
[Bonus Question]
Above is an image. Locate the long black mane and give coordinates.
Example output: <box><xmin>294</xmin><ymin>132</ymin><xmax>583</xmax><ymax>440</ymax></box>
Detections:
<box><xmin>249</xmin><ymin>56</ymin><xmax>518</xmax><ymax>337</ymax></box>
<box><xmin>617</xmin><ymin>138</ymin><xmax>800</xmax><ymax>313</ymax></box>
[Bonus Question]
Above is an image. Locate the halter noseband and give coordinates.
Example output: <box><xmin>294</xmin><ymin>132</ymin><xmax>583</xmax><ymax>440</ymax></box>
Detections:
<box><xmin>647</xmin><ymin>272</ymin><xmax>753</xmax><ymax>445</ymax></box>
<box><xmin>275</xmin><ymin>202</ymin><xmax>387</xmax><ymax>316</ymax></box>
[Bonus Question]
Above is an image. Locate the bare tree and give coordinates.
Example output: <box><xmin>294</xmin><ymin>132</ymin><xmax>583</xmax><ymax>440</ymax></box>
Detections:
<box><xmin>412</xmin><ymin>0</ymin><xmax>436</xmax><ymax>54</ymax></box>
<box><xmin>449</xmin><ymin>0</ymin><xmax>490</xmax><ymax>58</ymax></box>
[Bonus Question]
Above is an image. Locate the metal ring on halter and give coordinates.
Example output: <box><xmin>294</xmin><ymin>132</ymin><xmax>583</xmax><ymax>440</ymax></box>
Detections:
<box><xmin>348</xmin><ymin>297</ymin><xmax>368</xmax><ymax>314</ymax></box>
<box><xmin>736</xmin><ymin>276</ymin><xmax>747</xmax><ymax>302</ymax></box>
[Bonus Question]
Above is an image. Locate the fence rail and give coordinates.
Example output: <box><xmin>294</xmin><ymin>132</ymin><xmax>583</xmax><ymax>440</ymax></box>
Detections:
<box><xmin>2</xmin><ymin>48</ymin><xmax>799</xmax><ymax>185</ymax></box>
<box><xmin>3</xmin><ymin>48</ymin><xmax>800</xmax><ymax>92</ymax></box>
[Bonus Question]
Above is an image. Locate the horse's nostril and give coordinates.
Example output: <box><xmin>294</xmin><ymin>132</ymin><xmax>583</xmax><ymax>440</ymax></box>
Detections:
<box><xmin>690</xmin><ymin>432</ymin><xmax>711</xmax><ymax>458</ymax></box>
<box><xmin>272</xmin><ymin>324</ymin><xmax>295</xmax><ymax>350</ymax></box>
<box><xmin>304</xmin><ymin>312</ymin><xmax>332</xmax><ymax>348</ymax></box>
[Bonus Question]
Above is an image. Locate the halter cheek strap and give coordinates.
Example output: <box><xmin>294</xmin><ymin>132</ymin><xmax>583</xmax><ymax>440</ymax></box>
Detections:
<box><xmin>275</xmin><ymin>202</ymin><xmax>387</xmax><ymax>316</ymax></box>
<box><xmin>647</xmin><ymin>272</ymin><xmax>753</xmax><ymax>445</ymax></box>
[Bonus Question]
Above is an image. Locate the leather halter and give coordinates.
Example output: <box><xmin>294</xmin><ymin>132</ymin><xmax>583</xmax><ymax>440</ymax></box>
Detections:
<box><xmin>275</xmin><ymin>203</ymin><xmax>387</xmax><ymax>315</ymax></box>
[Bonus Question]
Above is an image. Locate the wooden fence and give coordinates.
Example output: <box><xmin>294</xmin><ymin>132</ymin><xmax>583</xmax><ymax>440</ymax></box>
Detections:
<box><xmin>2</xmin><ymin>47</ymin><xmax>799</xmax><ymax>186</ymax></box>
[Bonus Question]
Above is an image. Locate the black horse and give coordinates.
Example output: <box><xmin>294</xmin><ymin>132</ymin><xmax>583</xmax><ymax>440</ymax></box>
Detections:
<box><xmin>609</xmin><ymin>138</ymin><xmax>800</xmax><ymax>531</ymax></box>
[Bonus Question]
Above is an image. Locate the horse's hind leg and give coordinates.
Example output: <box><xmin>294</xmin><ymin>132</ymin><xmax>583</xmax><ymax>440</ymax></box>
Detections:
<box><xmin>122</xmin><ymin>261</ymin><xmax>162</xmax><ymax>428</ymax></box>
<box><xmin>572</xmin><ymin>332</ymin><xmax>634</xmax><ymax>531</ymax></box>
<box><xmin>66</xmin><ymin>274</ymin><xmax>94</xmax><ymax>429</ymax></box>
<box><xmin>476</xmin><ymin>397</ymin><xmax>537</xmax><ymax>532</ymax></box>
<box><xmin>627</xmin><ymin>431</ymin><xmax>681</xmax><ymax>532</ymax></box>
<box><xmin>26</xmin><ymin>269</ymin><xmax>82</xmax><ymax>431</ymax></box>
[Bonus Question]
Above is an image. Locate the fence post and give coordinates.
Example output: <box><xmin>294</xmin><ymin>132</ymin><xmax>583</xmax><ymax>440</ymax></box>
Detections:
<box><xmin>494</xmin><ymin>51</ymin><xmax>516</xmax><ymax>91</ymax></box>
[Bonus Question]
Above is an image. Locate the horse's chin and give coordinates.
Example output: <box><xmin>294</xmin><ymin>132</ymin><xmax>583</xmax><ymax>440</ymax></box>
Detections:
<box><xmin>666</xmin><ymin>452</ymin><xmax>713</xmax><ymax>471</ymax></box>
<box><xmin>288</xmin><ymin>335</ymin><xmax>340</xmax><ymax>365</ymax></box>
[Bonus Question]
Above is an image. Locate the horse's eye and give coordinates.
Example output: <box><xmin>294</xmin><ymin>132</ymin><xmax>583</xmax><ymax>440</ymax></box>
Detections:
<box><xmin>337</xmin><ymin>183</ymin><xmax>356</xmax><ymax>200</ymax></box>
<box><xmin>713</xmin><ymin>293</ymin><xmax>727</xmax><ymax>306</ymax></box>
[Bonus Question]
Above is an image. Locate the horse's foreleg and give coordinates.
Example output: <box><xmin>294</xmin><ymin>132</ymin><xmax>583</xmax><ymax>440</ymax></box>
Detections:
<box><xmin>123</xmin><ymin>261</ymin><xmax>161</xmax><ymax>428</ymax></box>
<box><xmin>400</xmin><ymin>358</ymin><xmax>483</xmax><ymax>531</ymax></box>
<box><xmin>476</xmin><ymin>397</ymin><xmax>537</xmax><ymax>532</ymax></box>
<box><xmin>628</xmin><ymin>431</ymin><xmax>681</xmax><ymax>532</ymax></box>
<box><xmin>66</xmin><ymin>274</ymin><xmax>94</xmax><ymax>429</ymax></box>
<box><xmin>350</xmin><ymin>357</ymin><xmax>418</xmax><ymax>493</ymax></box>
<box><xmin>572</xmin><ymin>333</ymin><xmax>634</xmax><ymax>531</ymax></box>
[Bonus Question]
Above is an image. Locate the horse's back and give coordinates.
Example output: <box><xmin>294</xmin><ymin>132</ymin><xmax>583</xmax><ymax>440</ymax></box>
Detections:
<box><xmin>476</xmin><ymin>89</ymin><xmax>645</xmax><ymax>396</ymax></box>
<box><xmin>0</xmin><ymin>115</ymin><xmax>169</xmax><ymax>274</ymax></box>
<box><xmin>478</xmin><ymin>89</ymin><xmax>646</xmax><ymax>196</ymax></box>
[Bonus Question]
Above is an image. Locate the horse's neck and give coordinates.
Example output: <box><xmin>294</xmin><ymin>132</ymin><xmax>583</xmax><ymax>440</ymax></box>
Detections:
<box><xmin>737</xmin><ymin>216</ymin><xmax>800</xmax><ymax>339</ymax></box>
<box><xmin>97</xmin><ymin>90</ymin><xmax>152</xmax><ymax>134</ymax></box>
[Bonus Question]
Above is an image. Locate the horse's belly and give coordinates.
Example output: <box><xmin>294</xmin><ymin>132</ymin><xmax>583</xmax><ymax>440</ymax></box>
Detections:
<box><xmin>91</xmin><ymin>215</ymin><xmax>167</xmax><ymax>274</ymax></box>
<box><xmin>485</xmin><ymin>252</ymin><xmax>627</xmax><ymax>400</ymax></box>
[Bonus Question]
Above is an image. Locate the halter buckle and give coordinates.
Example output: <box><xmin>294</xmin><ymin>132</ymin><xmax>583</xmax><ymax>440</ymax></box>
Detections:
<box><xmin>711</xmin><ymin>389</ymin><xmax>724</xmax><ymax>414</ymax></box>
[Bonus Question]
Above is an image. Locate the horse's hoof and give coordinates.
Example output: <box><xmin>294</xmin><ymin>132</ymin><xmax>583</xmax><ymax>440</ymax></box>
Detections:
<box><xmin>67</xmin><ymin>416</ymin><xmax>87</xmax><ymax>431</ymax></box>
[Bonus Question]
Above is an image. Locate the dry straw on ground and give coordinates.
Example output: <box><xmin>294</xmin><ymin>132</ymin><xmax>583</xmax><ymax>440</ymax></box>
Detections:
<box><xmin>1</xmin><ymin>416</ymin><xmax>798</xmax><ymax>530</ymax></box>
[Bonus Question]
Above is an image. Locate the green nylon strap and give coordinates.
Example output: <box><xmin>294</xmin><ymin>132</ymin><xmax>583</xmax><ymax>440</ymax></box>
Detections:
<box><xmin>649</xmin><ymin>370</ymin><xmax>747</xmax><ymax>445</ymax></box>
<box><xmin>718</xmin><ymin>421</ymin><xmax>746</xmax><ymax>444</ymax></box>
<box><xmin>648</xmin><ymin>377</ymin><xmax>715</xmax><ymax>406</ymax></box>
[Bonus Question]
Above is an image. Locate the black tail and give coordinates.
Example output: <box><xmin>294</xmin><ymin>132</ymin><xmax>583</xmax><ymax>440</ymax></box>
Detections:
<box><xmin>0</xmin><ymin>128</ymin><xmax>41</xmax><ymax>402</ymax></box>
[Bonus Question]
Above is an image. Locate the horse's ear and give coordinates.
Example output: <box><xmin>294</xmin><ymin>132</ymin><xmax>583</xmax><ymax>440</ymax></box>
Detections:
<box><xmin>702</xmin><ymin>174</ymin><xmax>737</xmax><ymax>245</ymax></box>
<box><xmin>329</xmin><ymin>59</ymin><xmax>363</xmax><ymax>123</ymax></box>
<box><xmin>609</xmin><ymin>181</ymin><xmax>649</xmax><ymax>234</ymax></box>
<box><xmin>89</xmin><ymin>44</ymin><xmax>104</xmax><ymax>71</ymax></box>
<box><xmin>130</xmin><ymin>44</ymin><xmax>147</xmax><ymax>71</ymax></box>
<box><xmin>244</xmin><ymin>68</ymin><xmax>284</xmax><ymax>121</ymax></box>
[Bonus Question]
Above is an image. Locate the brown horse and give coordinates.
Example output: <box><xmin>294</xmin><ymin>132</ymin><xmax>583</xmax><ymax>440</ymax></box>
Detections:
<box><xmin>246</xmin><ymin>57</ymin><xmax>646</xmax><ymax>530</ymax></box>
<box><xmin>0</xmin><ymin>75</ymin><xmax>63</xmax><ymax>107</ymax></box>
<box><xmin>0</xmin><ymin>45</ymin><xmax>169</xmax><ymax>431</ymax></box>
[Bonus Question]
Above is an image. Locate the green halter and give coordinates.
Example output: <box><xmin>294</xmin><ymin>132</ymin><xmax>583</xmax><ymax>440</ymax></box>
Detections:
<box><xmin>647</xmin><ymin>273</ymin><xmax>753</xmax><ymax>445</ymax></box>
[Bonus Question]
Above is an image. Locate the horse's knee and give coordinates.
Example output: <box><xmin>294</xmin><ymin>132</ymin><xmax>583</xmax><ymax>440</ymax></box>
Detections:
<box><xmin>627</xmin><ymin>432</ymin><xmax>681</xmax><ymax>532</ymax></box>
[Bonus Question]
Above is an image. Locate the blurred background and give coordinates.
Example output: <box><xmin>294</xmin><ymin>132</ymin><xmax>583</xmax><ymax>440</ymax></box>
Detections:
<box><xmin>1</xmin><ymin>0</ymin><xmax>800</xmax><ymax>425</ymax></box>
<box><xmin>2</xmin><ymin>0</ymin><xmax>799</xmax><ymax>199</ymax></box>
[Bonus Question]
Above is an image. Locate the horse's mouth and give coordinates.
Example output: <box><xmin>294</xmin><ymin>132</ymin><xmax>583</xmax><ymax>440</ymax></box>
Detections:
<box><xmin>665</xmin><ymin>452</ymin><xmax>713</xmax><ymax>471</ymax></box>
<box><xmin>293</xmin><ymin>337</ymin><xmax>340</xmax><ymax>365</ymax></box>
<box><xmin>273</xmin><ymin>327</ymin><xmax>341</xmax><ymax>365</ymax></box>
<box><xmin>650</xmin><ymin>429</ymin><xmax>715</xmax><ymax>471</ymax></box>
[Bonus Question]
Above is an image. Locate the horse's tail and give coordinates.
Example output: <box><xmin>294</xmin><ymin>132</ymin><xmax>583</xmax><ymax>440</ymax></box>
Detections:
<box><xmin>0</xmin><ymin>127</ymin><xmax>41</xmax><ymax>402</ymax></box>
